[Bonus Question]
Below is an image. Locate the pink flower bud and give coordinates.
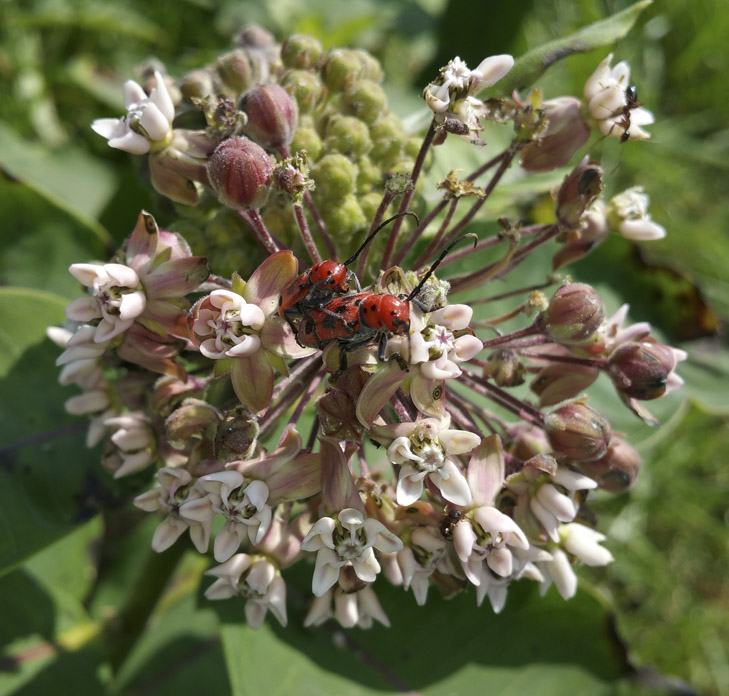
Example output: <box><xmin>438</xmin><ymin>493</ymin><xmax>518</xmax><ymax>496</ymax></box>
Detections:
<box><xmin>520</xmin><ymin>97</ymin><xmax>591</xmax><ymax>172</ymax></box>
<box><xmin>241</xmin><ymin>84</ymin><xmax>299</xmax><ymax>150</ymax></box>
<box><xmin>530</xmin><ymin>361</ymin><xmax>599</xmax><ymax>407</ymax></box>
<box><xmin>607</xmin><ymin>341</ymin><xmax>677</xmax><ymax>400</ymax></box>
<box><xmin>540</xmin><ymin>283</ymin><xmax>605</xmax><ymax>345</ymax></box>
<box><xmin>552</xmin><ymin>201</ymin><xmax>609</xmax><ymax>270</ymax></box>
<box><xmin>556</xmin><ymin>158</ymin><xmax>604</xmax><ymax>229</ymax></box>
<box><xmin>208</xmin><ymin>137</ymin><xmax>274</xmax><ymax>210</ymax></box>
<box><xmin>578</xmin><ymin>437</ymin><xmax>641</xmax><ymax>492</ymax></box>
<box><xmin>544</xmin><ymin>402</ymin><xmax>612</xmax><ymax>462</ymax></box>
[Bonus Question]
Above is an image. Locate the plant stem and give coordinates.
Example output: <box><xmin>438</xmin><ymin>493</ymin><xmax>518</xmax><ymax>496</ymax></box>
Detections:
<box><xmin>293</xmin><ymin>202</ymin><xmax>322</xmax><ymax>264</ymax></box>
<box><xmin>239</xmin><ymin>209</ymin><xmax>280</xmax><ymax>255</ymax></box>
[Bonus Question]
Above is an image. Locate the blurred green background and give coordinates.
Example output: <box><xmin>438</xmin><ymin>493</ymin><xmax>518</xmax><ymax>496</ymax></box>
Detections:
<box><xmin>1</xmin><ymin>0</ymin><xmax>728</xmax><ymax>694</ymax></box>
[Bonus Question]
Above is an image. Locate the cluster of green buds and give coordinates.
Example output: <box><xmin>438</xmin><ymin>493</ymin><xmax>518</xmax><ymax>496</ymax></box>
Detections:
<box><xmin>53</xmin><ymin>25</ymin><xmax>683</xmax><ymax>630</ymax></box>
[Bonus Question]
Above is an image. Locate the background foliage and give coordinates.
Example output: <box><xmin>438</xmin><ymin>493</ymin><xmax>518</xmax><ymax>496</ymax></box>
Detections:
<box><xmin>1</xmin><ymin>0</ymin><xmax>728</xmax><ymax>693</ymax></box>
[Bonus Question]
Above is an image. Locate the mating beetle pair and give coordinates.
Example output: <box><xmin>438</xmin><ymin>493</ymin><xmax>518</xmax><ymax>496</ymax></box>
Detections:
<box><xmin>278</xmin><ymin>213</ymin><xmax>475</xmax><ymax>364</ymax></box>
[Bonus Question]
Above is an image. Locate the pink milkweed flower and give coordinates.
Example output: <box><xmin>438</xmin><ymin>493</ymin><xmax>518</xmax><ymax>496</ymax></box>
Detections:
<box><xmin>189</xmin><ymin>251</ymin><xmax>314</xmax><ymax>415</ymax></box>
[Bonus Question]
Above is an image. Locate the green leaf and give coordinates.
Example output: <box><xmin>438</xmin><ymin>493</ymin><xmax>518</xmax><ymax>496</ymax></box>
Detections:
<box><xmin>498</xmin><ymin>0</ymin><xmax>653</xmax><ymax>93</ymax></box>
<box><xmin>0</xmin><ymin>288</ymin><xmax>107</xmax><ymax>574</ymax></box>
<box><xmin>0</xmin><ymin>564</ymin><xmax>106</xmax><ymax>694</ymax></box>
<box><xmin>0</xmin><ymin>179</ymin><xmax>109</xmax><ymax>298</ymax></box>
<box><xmin>216</xmin><ymin>569</ymin><xmax>631</xmax><ymax>695</ymax></box>
<box><xmin>0</xmin><ymin>121</ymin><xmax>115</xmax><ymax>236</ymax></box>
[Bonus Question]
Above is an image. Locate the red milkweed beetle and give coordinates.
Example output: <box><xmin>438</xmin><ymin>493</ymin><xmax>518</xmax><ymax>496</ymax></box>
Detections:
<box><xmin>277</xmin><ymin>212</ymin><xmax>419</xmax><ymax>322</ymax></box>
<box><xmin>296</xmin><ymin>233</ymin><xmax>478</xmax><ymax>365</ymax></box>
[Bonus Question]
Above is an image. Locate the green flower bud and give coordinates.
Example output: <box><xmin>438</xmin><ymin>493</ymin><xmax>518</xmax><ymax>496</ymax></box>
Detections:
<box><xmin>544</xmin><ymin>402</ymin><xmax>612</xmax><ymax>462</ymax></box>
<box><xmin>356</xmin><ymin>156</ymin><xmax>382</xmax><ymax>193</ymax></box>
<box><xmin>321</xmin><ymin>194</ymin><xmax>366</xmax><ymax>242</ymax></box>
<box><xmin>351</xmin><ymin>49</ymin><xmax>383</xmax><ymax>83</ymax></box>
<box><xmin>180</xmin><ymin>68</ymin><xmax>217</xmax><ymax>101</ymax></box>
<box><xmin>281</xmin><ymin>34</ymin><xmax>323</xmax><ymax>70</ymax></box>
<box><xmin>290</xmin><ymin>123</ymin><xmax>323</xmax><ymax>160</ymax></box>
<box><xmin>341</xmin><ymin>80</ymin><xmax>387</xmax><ymax>124</ymax></box>
<box><xmin>241</xmin><ymin>84</ymin><xmax>299</xmax><ymax>150</ymax></box>
<box><xmin>370</xmin><ymin>115</ymin><xmax>406</xmax><ymax>167</ymax></box>
<box><xmin>216</xmin><ymin>49</ymin><xmax>253</xmax><ymax>93</ymax></box>
<box><xmin>404</xmin><ymin>135</ymin><xmax>422</xmax><ymax>160</ymax></box>
<box><xmin>325</xmin><ymin>114</ymin><xmax>372</xmax><ymax>158</ymax></box>
<box><xmin>312</xmin><ymin>153</ymin><xmax>357</xmax><ymax>199</ymax></box>
<box><xmin>322</xmin><ymin>49</ymin><xmax>362</xmax><ymax>92</ymax></box>
<box><xmin>261</xmin><ymin>204</ymin><xmax>297</xmax><ymax>246</ymax></box>
<box><xmin>280</xmin><ymin>69</ymin><xmax>325</xmax><ymax>112</ymax></box>
<box><xmin>208</xmin><ymin>136</ymin><xmax>274</xmax><ymax>210</ymax></box>
<box><xmin>359</xmin><ymin>191</ymin><xmax>384</xmax><ymax>221</ymax></box>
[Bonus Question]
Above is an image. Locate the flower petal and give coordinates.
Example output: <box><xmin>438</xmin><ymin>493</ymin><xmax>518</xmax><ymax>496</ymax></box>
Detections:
<box><xmin>432</xmin><ymin>460</ymin><xmax>472</xmax><ymax>506</ymax></box>
<box><xmin>244</xmin><ymin>251</ymin><xmax>298</xmax><ymax>316</ymax></box>
<box><xmin>355</xmin><ymin>360</ymin><xmax>407</xmax><ymax>428</ymax></box>
<box><xmin>231</xmin><ymin>352</ymin><xmax>274</xmax><ymax>416</ymax></box>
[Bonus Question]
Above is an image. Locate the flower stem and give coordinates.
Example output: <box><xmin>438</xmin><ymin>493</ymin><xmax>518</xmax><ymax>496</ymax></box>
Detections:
<box><xmin>293</xmin><ymin>202</ymin><xmax>322</xmax><ymax>264</ymax></box>
<box><xmin>355</xmin><ymin>190</ymin><xmax>396</xmax><ymax>280</ymax></box>
<box><xmin>518</xmin><ymin>351</ymin><xmax>607</xmax><ymax>369</ymax></box>
<box><xmin>480</xmin><ymin>321</ymin><xmax>543</xmax><ymax>350</ymax></box>
<box><xmin>492</xmin><ymin>224</ymin><xmax>560</xmax><ymax>280</ymax></box>
<box><xmin>381</xmin><ymin>119</ymin><xmax>436</xmax><ymax>268</ymax></box>
<box><xmin>411</xmin><ymin>198</ymin><xmax>459</xmax><ymax>270</ymax></box>
<box><xmin>459</xmin><ymin>371</ymin><xmax>544</xmax><ymax>425</ymax></box>
<box><xmin>303</xmin><ymin>191</ymin><xmax>338</xmax><ymax>259</ymax></box>
<box><xmin>239</xmin><ymin>209</ymin><xmax>280</xmax><ymax>255</ymax></box>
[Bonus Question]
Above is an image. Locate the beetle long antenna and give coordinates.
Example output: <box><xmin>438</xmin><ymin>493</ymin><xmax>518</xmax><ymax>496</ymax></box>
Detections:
<box><xmin>343</xmin><ymin>211</ymin><xmax>420</xmax><ymax>266</ymax></box>
<box><xmin>406</xmin><ymin>233</ymin><xmax>478</xmax><ymax>302</ymax></box>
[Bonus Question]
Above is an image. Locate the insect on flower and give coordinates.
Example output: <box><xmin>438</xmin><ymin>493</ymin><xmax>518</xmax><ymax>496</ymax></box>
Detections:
<box><xmin>296</xmin><ymin>234</ymin><xmax>477</xmax><ymax>365</ymax></box>
<box><xmin>277</xmin><ymin>212</ymin><xmax>418</xmax><ymax>323</ymax></box>
<box><xmin>612</xmin><ymin>84</ymin><xmax>642</xmax><ymax>143</ymax></box>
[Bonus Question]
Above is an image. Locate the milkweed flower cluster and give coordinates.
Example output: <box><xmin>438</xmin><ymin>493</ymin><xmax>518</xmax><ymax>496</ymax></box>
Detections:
<box><xmin>51</xmin><ymin>26</ymin><xmax>683</xmax><ymax>631</ymax></box>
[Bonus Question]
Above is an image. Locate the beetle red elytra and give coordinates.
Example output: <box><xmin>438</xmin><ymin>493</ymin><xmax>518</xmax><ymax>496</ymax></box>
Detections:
<box><xmin>296</xmin><ymin>233</ymin><xmax>477</xmax><ymax>365</ymax></box>
<box><xmin>277</xmin><ymin>212</ymin><xmax>419</xmax><ymax>321</ymax></box>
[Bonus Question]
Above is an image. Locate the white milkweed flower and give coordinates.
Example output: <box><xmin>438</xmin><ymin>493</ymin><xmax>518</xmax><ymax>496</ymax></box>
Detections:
<box><xmin>372</xmin><ymin>416</ymin><xmax>477</xmax><ymax>506</ymax></box>
<box><xmin>304</xmin><ymin>585</ymin><xmax>390</xmax><ymax>629</ymax></box>
<box><xmin>205</xmin><ymin>554</ymin><xmax>287</xmax><ymax>629</ymax></box>
<box><xmin>607</xmin><ymin>186</ymin><xmax>666</xmax><ymax>241</ymax></box>
<box><xmin>301</xmin><ymin>508</ymin><xmax>403</xmax><ymax>597</ymax></box>
<box><xmin>92</xmin><ymin>70</ymin><xmax>175</xmax><ymax>154</ymax></box>
<box><xmin>583</xmin><ymin>54</ymin><xmax>654</xmax><ymax>141</ymax></box>
<box><xmin>180</xmin><ymin>471</ymin><xmax>273</xmax><ymax>562</ymax></box>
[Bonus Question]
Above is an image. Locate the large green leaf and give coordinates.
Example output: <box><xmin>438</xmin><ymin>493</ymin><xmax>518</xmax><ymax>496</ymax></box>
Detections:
<box><xmin>497</xmin><ymin>0</ymin><xmax>653</xmax><ymax>93</ymax></box>
<box><xmin>216</xmin><ymin>568</ymin><xmax>631</xmax><ymax>695</ymax></box>
<box><xmin>0</xmin><ymin>121</ymin><xmax>115</xmax><ymax>237</ymax></box>
<box><xmin>0</xmin><ymin>179</ymin><xmax>110</xmax><ymax>299</ymax></box>
<box><xmin>0</xmin><ymin>288</ymin><xmax>106</xmax><ymax>574</ymax></box>
<box><xmin>0</xmin><ymin>535</ymin><xmax>106</xmax><ymax>695</ymax></box>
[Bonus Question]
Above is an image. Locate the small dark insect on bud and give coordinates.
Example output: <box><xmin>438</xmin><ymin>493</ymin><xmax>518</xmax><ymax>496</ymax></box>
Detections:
<box><xmin>578</xmin><ymin>436</ymin><xmax>641</xmax><ymax>492</ymax></box>
<box><xmin>539</xmin><ymin>283</ymin><xmax>605</xmax><ymax>346</ymax></box>
<box><xmin>556</xmin><ymin>158</ymin><xmax>604</xmax><ymax>229</ymax></box>
<box><xmin>607</xmin><ymin>341</ymin><xmax>677</xmax><ymax>400</ymax></box>
<box><xmin>207</xmin><ymin>136</ymin><xmax>274</xmax><ymax>210</ymax></box>
<box><xmin>544</xmin><ymin>402</ymin><xmax>612</xmax><ymax>462</ymax></box>
<box><xmin>241</xmin><ymin>84</ymin><xmax>299</xmax><ymax>150</ymax></box>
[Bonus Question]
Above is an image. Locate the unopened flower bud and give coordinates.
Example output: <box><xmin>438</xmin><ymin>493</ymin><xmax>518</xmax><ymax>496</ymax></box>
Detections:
<box><xmin>216</xmin><ymin>49</ymin><xmax>253</xmax><ymax>93</ymax></box>
<box><xmin>556</xmin><ymin>158</ymin><xmax>604</xmax><ymax>229</ymax></box>
<box><xmin>214</xmin><ymin>405</ymin><xmax>260</xmax><ymax>462</ymax></box>
<box><xmin>578</xmin><ymin>436</ymin><xmax>641</xmax><ymax>492</ymax></box>
<box><xmin>341</xmin><ymin>80</ymin><xmax>387</xmax><ymax>124</ymax></box>
<box><xmin>540</xmin><ymin>283</ymin><xmax>605</xmax><ymax>346</ymax></box>
<box><xmin>544</xmin><ymin>402</ymin><xmax>612</xmax><ymax>462</ymax></box>
<box><xmin>607</xmin><ymin>341</ymin><xmax>677</xmax><ymax>400</ymax></box>
<box><xmin>322</xmin><ymin>49</ymin><xmax>362</xmax><ymax>92</ymax></box>
<box><xmin>166</xmin><ymin>399</ymin><xmax>222</xmax><ymax>444</ymax></box>
<box><xmin>312</xmin><ymin>153</ymin><xmax>357</xmax><ymax>199</ymax></box>
<box><xmin>530</xmin><ymin>362</ymin><xmax>599</xmax><ymax>407</ymax></box>
<box><xmin>552</xmin><ymin>200</ymin><xmax>609</xmax><ymax>270</ymax></box>
<box><xmin>281</xmin><ymin>34</ymin><xmax>323</xmax><ymax>69</ymax></box>
<box><xmin>241</xmin><ymin>84</ymin><xmax>298</xmax><ymax>150</ymax></box>
<box><xmin>180</xmin><ymin>68</ymin><xmax>216</xmax><ymax>101</ymax></box>
<box><xmin>208</xmin><ymin>137</ymin><xmax>274</xmax><ymax>210</ymax></box>
<box><xmin>280</xmin><ymin>69</ymin><xmax>324</xmax><ymax>112</ymax></box>
<box><xmin>505</xmin><ymin>425</ymin><xmax>551</xmax><ymax>462</ymax></box>
<box><xmin>483</xmin><ymin>349</ymin><xmax>525</xmax><ymax>387</ymax></box>
<box><xmin>325</xmin><ymin>114</ymin><xmax>372</xmax><ymax>157</ymax></box>
<box><xmin>520</xmin><ymin>97</ymin><xmax>590</xmax><ymax>172</ymax></box>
